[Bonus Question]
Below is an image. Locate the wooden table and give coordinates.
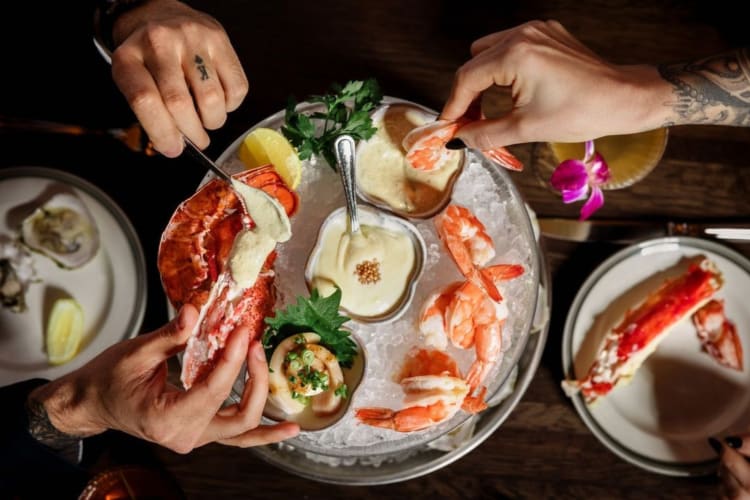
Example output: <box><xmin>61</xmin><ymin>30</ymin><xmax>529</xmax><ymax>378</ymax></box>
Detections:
<box><xmin>2</xmin><ymin>1</ymin><xmax>749</xmax><ymax>498</ymax></box>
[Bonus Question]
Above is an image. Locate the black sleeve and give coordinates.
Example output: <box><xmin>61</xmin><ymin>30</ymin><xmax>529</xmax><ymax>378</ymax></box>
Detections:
<box><xmin>0</xmin><ymin>379</ymin><xmax>89</xmax><ymax>499</ymax></box>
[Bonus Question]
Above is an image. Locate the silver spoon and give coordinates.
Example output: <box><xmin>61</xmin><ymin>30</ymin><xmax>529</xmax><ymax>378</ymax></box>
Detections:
<box><xmin>334</xmin><ymin>135</ymin><xmax>360</xmax><ymax>234</ymax></box>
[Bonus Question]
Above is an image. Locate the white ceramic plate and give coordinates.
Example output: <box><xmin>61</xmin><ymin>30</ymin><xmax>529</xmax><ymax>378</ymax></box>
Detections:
<box><xmin>562</xmin><ymin>236</ymin><xmax>750</xmax><ymax>476</ymax></box>
<box><xmin>0</xmin><ymin>167</ymin><xmax>147</xmax><ymax>385</ymax></box>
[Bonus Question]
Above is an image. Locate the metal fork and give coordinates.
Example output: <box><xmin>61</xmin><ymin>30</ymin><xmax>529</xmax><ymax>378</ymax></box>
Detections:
<box><xmin>0</xmin><ymin>116</ymin><xmax>156</xmax><ymax>155</ymax></box>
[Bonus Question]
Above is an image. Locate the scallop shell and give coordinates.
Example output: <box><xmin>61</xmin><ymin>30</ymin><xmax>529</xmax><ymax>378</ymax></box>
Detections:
<box><xmin>21</xmin><ymin>192</ymin><xmax>100</xmax><ymax>269</ymax></box>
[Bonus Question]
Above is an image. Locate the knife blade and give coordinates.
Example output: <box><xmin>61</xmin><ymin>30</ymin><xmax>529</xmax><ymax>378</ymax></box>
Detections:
<box><xmin>537</xmin><ymin>218</ymin><xmax>750</xmax><ymax>243</ymax></box>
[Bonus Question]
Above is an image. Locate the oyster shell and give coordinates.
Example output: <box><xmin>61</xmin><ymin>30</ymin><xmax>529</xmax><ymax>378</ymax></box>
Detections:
<box><xmin>21</xmin><ymin>192</ymin><xmax>100</xmax><ymax>269</ymax></box>
<box><xmin>0</xmin><ymin>236</ymin><xmax>37</xmax><ymax>312</ymax></box>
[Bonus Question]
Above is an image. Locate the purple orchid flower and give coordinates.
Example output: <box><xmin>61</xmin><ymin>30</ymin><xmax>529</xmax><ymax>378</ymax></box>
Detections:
<box><xmin>550</xmin><ymin>140</ymin><xmax>611</xmax><ymax>220</ymax></box>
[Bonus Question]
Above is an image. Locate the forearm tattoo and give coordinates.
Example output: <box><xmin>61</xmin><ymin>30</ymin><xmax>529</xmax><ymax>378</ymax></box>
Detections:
<box><xmin>195</xmin><ymin>55</ymin><xmax>209</xmax><ymax>81</ymax></box>
<box><xmin>658</xmin><ymin>48</ymin><xmax>750</xmax><ymax>126</ymax></box>
<box><xmin>26</xmin><ymin>396</ymin><xmax>83</xmax><ymax>462</ymax></box>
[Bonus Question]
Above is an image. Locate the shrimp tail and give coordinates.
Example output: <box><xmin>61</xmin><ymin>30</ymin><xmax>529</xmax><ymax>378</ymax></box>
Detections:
<box><xmin>465</xmin><ymin>360</ymin><xmax>489</xmax><ymax>391</ymax></box>
<box><xmin>462</xmin><ymin>386</ymin><xmax>488</xmax><ymax>413</ymax></box>
<box><xmin>481</xmin><ymin>264</ymin><xmax>525</xmax><ymax>283</ymax></box>
<box><xmin>354</xmin><ymin>408</ymin><xmax>397</xmax><ymax>430</ymax></box>
<box><xmin>474</xmin><ymin>267</ymin><xmax>503</xmax><ymax>302</ymax></box>
<box><xmin>483</xmin><ymin>147</ymin><xmax>524</xmax><ymax>171</ymax></box>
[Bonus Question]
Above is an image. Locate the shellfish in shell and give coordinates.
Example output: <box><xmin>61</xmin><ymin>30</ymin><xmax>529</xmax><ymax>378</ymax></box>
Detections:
<box><xmin>21</xmin><ymin>192</ymin><xmax>100</xmax><ymax>269</ymax></box>
<box><xmin>0</xmin><ymin>235</ymin><xmax>37</xmax><ymax>312</ymax></box>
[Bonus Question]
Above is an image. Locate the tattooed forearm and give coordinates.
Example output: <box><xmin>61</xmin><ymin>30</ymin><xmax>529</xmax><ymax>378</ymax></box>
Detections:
<box><xmin>195</xmin><ymin>55</ymin><xmax>210</xmax><ymax>81</ymax></box>
<box><xmin>25</xmin><ymin>396</ymin><xmax>82</xmax><ymax>452</ymax></box>
<box><xmin>658</xmin><ymin>48</ymin><xmax>750</xmax><ymax>126</ymax></box>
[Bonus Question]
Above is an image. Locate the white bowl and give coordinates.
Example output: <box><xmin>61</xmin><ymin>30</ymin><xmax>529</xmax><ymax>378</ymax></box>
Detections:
<box><xmin>304</xmin><ymin>204</ymin><xmax>426</xmax><ymax>324</ymax></box>
<box><xmin>262</xmin><ymin>329</ymin><xmax>367</xmax><ymax>432</ymax></box>
<box><xmin>355</xmin><ymin>102</ymin><xmax>465</xmax><ymax>220</ymax></box>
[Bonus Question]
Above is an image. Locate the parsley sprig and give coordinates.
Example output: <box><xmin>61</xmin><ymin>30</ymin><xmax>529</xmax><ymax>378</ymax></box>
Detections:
<box><xmin>281</xmin><ymin>79</ymin><xmax>383</xmax><ymax>170</ymax></box>
<box><xmin>263</xmin><ymin>288</ymin><xmax>357</xmax><ymax>368</ymax></box>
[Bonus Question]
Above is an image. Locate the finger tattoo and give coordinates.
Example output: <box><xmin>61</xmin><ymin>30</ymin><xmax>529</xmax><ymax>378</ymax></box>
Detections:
<box><xmin>195</xmin><ymin>55</ymin><xmax>210</xmax><ymax>81</ymax></box>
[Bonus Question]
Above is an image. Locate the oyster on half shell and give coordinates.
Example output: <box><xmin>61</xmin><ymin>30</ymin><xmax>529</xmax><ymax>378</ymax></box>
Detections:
<box><xmin>21</xmin><ymin>192</ymin><xmax>100</xmax><ymax>269</ymax></box>
<box><xmin>0</xmin><ymin>236</ymin><xmax>37</xmax><ymax>312</ymax></box>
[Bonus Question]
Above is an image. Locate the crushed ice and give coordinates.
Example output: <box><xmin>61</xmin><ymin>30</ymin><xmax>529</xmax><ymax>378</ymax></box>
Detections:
<box><xmin>221</xmin><ymin>147</ymin><xmax>538</xmax><ymax>461</ymax></box>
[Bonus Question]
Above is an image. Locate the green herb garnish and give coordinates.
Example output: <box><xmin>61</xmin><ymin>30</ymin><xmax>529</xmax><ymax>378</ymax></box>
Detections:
<box><xmin>281</xmin><ymin>79</ymin><xmax>383</xmax><ymax>170</ymax></box>
<box><xmin>263</xmin><ymin>288</ymin><xmax>357</xmax><ymax>368</ymax></box>
<box><xmin>334</xmin><ymin>384</ymin><xmax>348</xmax><ymax>399</ymax></box>
<box><xmin>290</xmin><ymin>391</ymin><xmax>311</xmax><ymax>405</ymax></box>
<box><xmin>301</xmin><ymin>349</ymin><xmax>315</xmax><ymax>366</ymax></box>
<box><xmin>294</xmin><ymin>367</ymin><xmax>329</xmax><ymax>392</ymax></box>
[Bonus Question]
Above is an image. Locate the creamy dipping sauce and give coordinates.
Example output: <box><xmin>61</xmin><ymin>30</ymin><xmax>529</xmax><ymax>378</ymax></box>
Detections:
<box><xmin>227</xmin><ymin>179</ymin><xmax>292</xmax><ymax>288</ymax></box>
<box><xmin>309</xmin><ymin>210</ymin><xmax>417</xmax><ymax>318</ymax></box>
<box><xmin>231</xmin><ymin>179</ymin><xmax>291</xmax><ymax>242</ymax></box>
<box><xmin>357</xmin><ymin>104</ymin><xmax>462</xmax><ymax>215</ymax></box>
<box><xmin>227</xmin><ymin>229</ymin><xmax>276</xmax><ymax>289</ymax></box>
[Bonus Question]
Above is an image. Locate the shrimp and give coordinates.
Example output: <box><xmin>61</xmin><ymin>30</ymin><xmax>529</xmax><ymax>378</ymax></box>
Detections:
<box><xmin>464</xmin><ymin>303</ymin><xmax>505</xmax><ymax>391</ymax></box>
<box><xmin>402</xmin><ymin>120</ymin><xmax>462</xmax><ymax>172</ymax></box>
<box><xmin>419</xmin><ymin>282</ymin><xmax>461</xmax><ymax>350</ymax></box>
<box><xmin>435</xmin><ymin>204</ymin><xmax>501</xmax><ymax>302</ymax></box>
<box><xmin>444</xmin><ymin>280</ymin><xmax>508</xmax><ymax>391</ymax></box>
<box><xmin>403</xmin><ymin>117</ymin><xmax>523</xmax><ymax>172</ymax></box>
<box><xmin>355</xmin><ymin>349</ymin><xmax>484</xmax><ymax>432</ymax></box>
<box><xmin>419</xmin><ymin>264</ymin><xmax>525</xmax><ymax>394</ymax></box>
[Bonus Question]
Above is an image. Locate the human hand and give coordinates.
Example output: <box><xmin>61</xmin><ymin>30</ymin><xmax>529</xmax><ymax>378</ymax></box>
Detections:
<box><xmin>713</xmin><ymin>435</ymin><xmax>750</xmax><ymax>500</ymax></box>
<box><xmin>30</xmin><ymin>305</ymin><xmax>298</xmax><ymax>453</ymax></box>
<box><xmin>441</xmin><ymin>20</ymin><xmax>671</xmax><ymax>150</ymax></box>
<box><xmin>109</xmin><ymin>0</ymin><xmax>248</xmax><ymax>157</ymax></box>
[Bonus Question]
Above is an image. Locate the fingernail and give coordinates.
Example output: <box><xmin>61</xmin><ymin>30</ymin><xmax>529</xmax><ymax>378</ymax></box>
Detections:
<box><xmin>725</xmin><ymin>436</ymin><xmax>743</xmax><ymax>449</ymax></box>
<box><xmin>708</xmin><ymin>437</ymin><xmax>723</xmax><ymax>454</ymax></box>
<box><xmin>445</xmin><ymin>138</ymin><xmax>466</xmax><ymax>150</ymax></box>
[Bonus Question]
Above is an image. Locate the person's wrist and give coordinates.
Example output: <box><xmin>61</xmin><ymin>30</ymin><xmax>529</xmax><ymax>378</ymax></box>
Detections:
<box><xmin>111</xmin><ymin>0</ymin><xmax>190</xmax><ymax>47</ymax></box>
<box><xmin>95</xmin><ymin>0</ymin><xmax>153</xmax><ymax>51</ymax></box>
<box><xmin>617</xmin><ymin>64</ymin><xmax>673</xmax><ymax>132</ymax></box>
<box><xmin>28</xmin><ymin>377</ymin><xmax>106</xmax><ymax>440</ymax></box>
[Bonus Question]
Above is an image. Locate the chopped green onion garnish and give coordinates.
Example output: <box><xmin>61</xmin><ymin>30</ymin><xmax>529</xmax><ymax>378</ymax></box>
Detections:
<box><xmin>302</xmin><ymin>349</ymin><xmax>315</xmax><ymax>366</ymax></box>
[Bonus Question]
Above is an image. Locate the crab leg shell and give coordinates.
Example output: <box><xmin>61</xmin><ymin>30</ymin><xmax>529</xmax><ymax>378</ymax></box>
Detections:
<box><xmin>692</xmin><ymin>299</ymin><xmax>743</xmax><ymax>371</ymax></box>
<box><xmin>563</xmin><ymin>257</ymin><xmax>723</xmax><ymax>405</ymax></box>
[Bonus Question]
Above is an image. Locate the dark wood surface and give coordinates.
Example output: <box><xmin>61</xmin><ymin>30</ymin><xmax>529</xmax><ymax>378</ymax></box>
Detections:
<box><xmin>2</xmin><ymin>1</ymin><xmax>749</xmax><ymax>498</ymax></box>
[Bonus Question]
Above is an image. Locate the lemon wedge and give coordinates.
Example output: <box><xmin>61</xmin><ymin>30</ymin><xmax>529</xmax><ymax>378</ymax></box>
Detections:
<box><xmin>238</xmin><ymin>127</ymin><xmax>302</xmax><ymax>189</ymax></box>
<box><xmin>46</xmin><ymin>298</ymin><xmax>84</xmax><ymax>365</ymax></box>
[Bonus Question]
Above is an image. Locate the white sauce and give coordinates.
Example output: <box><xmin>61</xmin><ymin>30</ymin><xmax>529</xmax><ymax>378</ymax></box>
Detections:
<box><xmin>227</xmin><ymin>179</ymin><xmax>292</xmax><ymax>288</ymax></box>
<box><xmin>357</xmin><ymin>104</ymin><xmax>462</xmax><ymax>214</ymax></box>
<box><xmin>230</xmin><ymin>179</ymin><xmax>291</xmax><ymax>242</ymax></box>
<box><xmin>227</xmin><ymin>229</ymin><xmax>276</xmax><ymax>289</ymax></box>
<box><xmin>310</xmin><ymin>212</ymin><xmax>416</xmax><ymax>318</ymax></box>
